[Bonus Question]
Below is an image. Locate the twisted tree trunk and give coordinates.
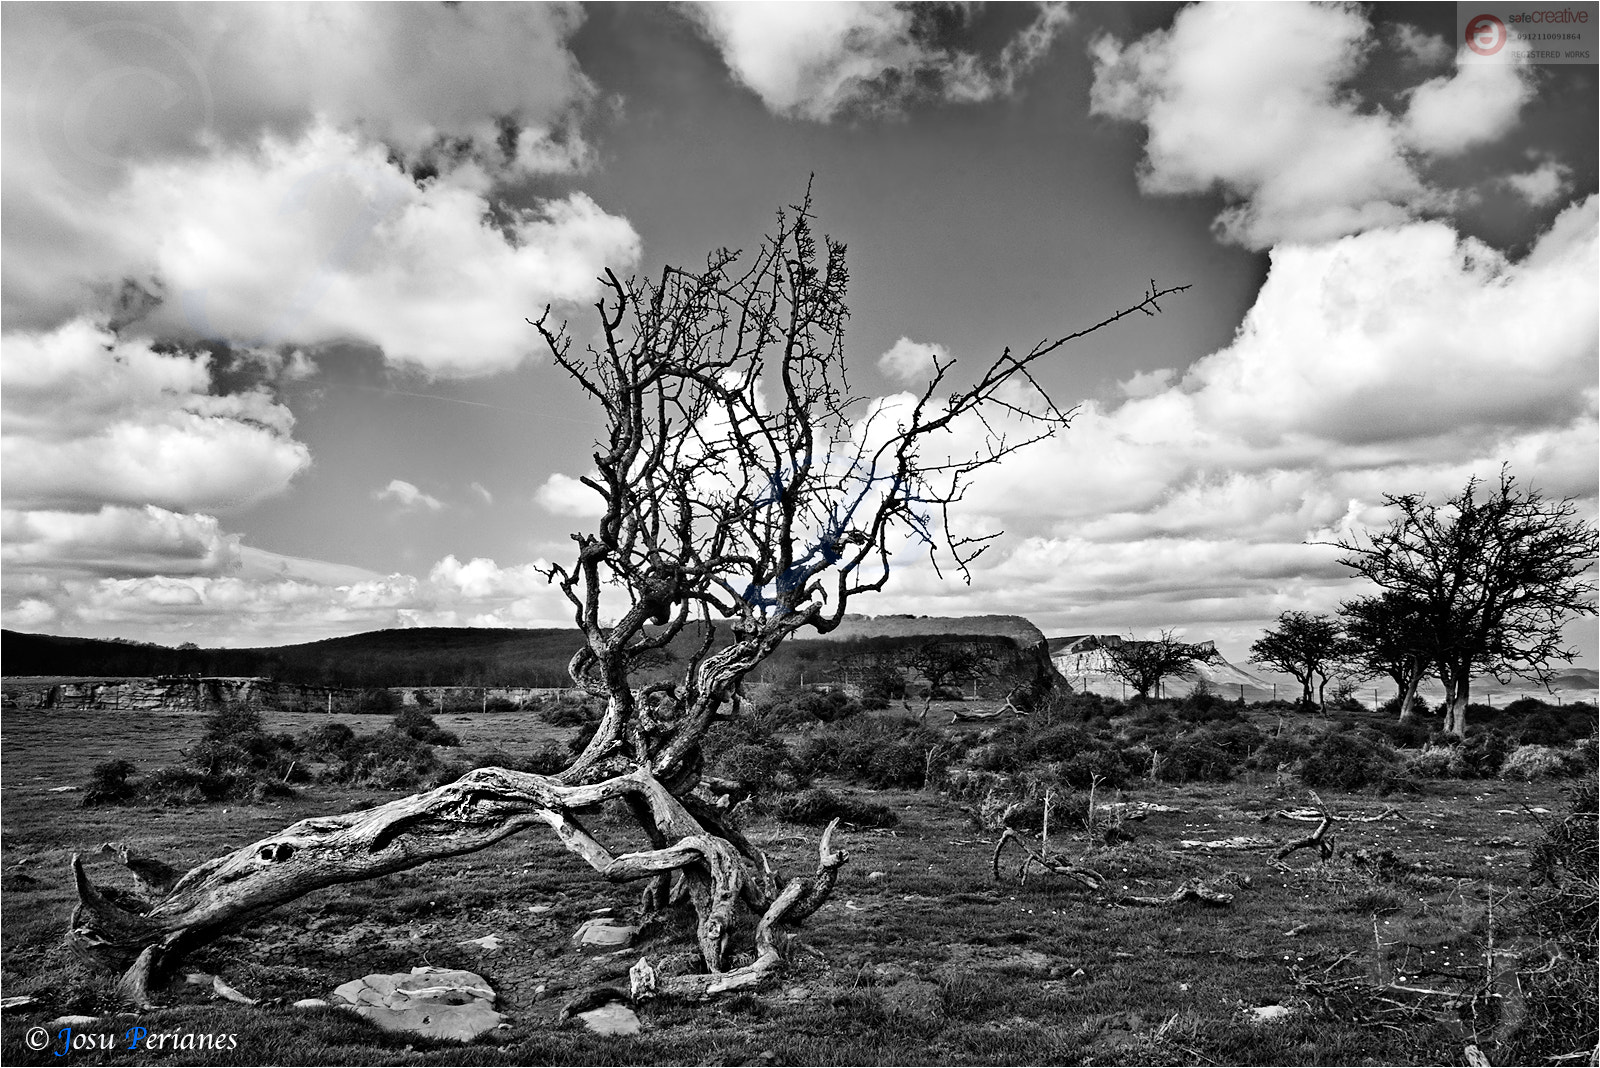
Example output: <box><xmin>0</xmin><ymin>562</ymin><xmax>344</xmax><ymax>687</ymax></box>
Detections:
<box><xmin>69</xmin><ymin>762</ymin><xmax>846</xmax><ymax>1007</ymax></box>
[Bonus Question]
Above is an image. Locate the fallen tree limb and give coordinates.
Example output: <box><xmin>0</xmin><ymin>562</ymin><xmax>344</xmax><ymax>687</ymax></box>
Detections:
<box><xmin>990</xmin><ymin>829</ymin><xmax>1232</xmax><ymax>906</ymax></box>
<box><xmin>69</xmin><ymin>766</ymin><xmax>847</xmax><ymax>1006</ymax></box>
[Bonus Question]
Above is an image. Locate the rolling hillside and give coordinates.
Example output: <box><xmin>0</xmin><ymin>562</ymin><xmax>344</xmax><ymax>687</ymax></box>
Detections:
<box><xmin>1</xmin><ymin>614</ymin><xmax>1056</xmax><ymax>693</ymax></box>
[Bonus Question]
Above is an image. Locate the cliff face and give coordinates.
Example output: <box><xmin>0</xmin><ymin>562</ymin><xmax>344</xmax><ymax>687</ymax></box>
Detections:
<box><xmin>2</xmin><ymin>676</ymin><xmax>339</xmax><ymax>713</ymax></box>
<box><xmin>797</xmin><ymin>614</ymin><xmax>1063</xmax><ymax>696</ymax></box>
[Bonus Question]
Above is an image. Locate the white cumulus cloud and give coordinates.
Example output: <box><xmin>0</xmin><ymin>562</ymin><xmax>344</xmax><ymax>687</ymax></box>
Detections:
<box><xmin>1</xmin><ymin>319</ymin><xmax>310</xmax><ymax>513</ymax></box>
<box><xmin>683</xmin><ymin>1</ymin><xmax>1070</xmax><ymax>122</ymax></box>
<box><xmin>876</xmin><ymin>337</ymin><xmax>947</xmax><ymax>384</ymax></box>
<box><xmin>375</xmin><ymin>480</ymin><xmax>444</xmax><ymax>512</ymax></box>
<box><xmin>1089</xmin><ymin>4</ymin><xmax>1533</xmax><ymax>249</ymax></box>
<box><xmin>31</xmin><ymin>123</ymin><xmax>639</xmax><ymax>376</ymax></box>
<box><xmin>856</xmin><ymin>200</ymin><xmax>1599</xmax><ymax>653</ymax></box>
<box><xmin>534</xmin><ymin>472</ymin><xmax>606</xmax><ymax>518</ymax></box>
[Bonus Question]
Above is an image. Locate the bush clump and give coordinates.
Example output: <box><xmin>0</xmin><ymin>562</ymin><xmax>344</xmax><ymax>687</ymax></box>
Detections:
<box><xmin>80</xmin><ymin>759</ymin><xmax>138</xmax><ymax>806</ymax></box>
<box><xmin>391</xmin><ymin>709</ymin><xmax>460</xmax><ymax>747</ymax></box>
<box><xmin>539</xmin><ymin>698</ymin><xmax>602</xmax><ymax>728</ymax></box>
<box><xmin>769</xmin><ymin>786</ymin><xmax>897</xmax><ymax>828</ymax></box>
<box><xmin>1404</xmin><ymin>744</ymin><xmax>1461</xmax><ymax>779</ymax></box>
<box><xmin>1501</xmin><ymin>744</ymin><xmax>1586</xmax><ymax>781</ymax></box>
<box><xmin>1499</xmin><ymin>781</ymin><xmax>1599</xmax><ymax>1064</ymax></box>
<box><xmin>1298</xmin><ymin>731</ymin><xmax>1410</xmax><ymax>791</ymax></box>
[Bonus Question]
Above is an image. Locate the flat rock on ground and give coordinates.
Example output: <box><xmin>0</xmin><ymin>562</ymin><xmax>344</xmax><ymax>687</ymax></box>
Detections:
<box><xmin>331</xmin><ymin>966</ymin><xmax>506</xmax><ymax>1042</ymax></box>
<box><xmin>575</xmin><ymin>1003</ymin><xmax>642</xmax><ymax>1035</ymax></box>
<box><xmin>572</xmin><ymin>917</ymin><xmax>639</xmax><ymax>952</ymax></box>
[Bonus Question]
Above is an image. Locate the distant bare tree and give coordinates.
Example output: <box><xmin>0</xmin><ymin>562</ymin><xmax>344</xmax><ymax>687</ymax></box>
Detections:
<box><xmin>902</xmin><ymin>638</ymin><xmax>1007</xmax><ymax>718</ymax></box>
<box><xmin>1101</xmin><ymin>629</ymin><xmax>1218</xmax><ymax>700</ymax></box>
<box><xmin>1249</xmin><ymin>612</ymin><xmax>1347</xmax><ymax>712</ymax></box>
<box><xmin>67</xmin><ymin>190</ymin><xmax>1186</xmax><ymax>1005</ymax></box>
<box><xmin>1334</xmin><ymin>469</ymin><xmax>1597</xmax><ymax>736</ymax></box>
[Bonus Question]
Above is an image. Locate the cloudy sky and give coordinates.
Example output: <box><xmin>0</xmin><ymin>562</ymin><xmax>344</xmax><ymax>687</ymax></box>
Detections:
<box><xmin>2</xmin><ymin>2</ymin><xmax>1595</xmax><ymax>663</ymax></box>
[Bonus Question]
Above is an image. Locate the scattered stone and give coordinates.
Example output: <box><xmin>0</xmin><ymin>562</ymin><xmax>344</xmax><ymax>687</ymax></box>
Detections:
<box><xmin>186</xmin><ymin>972</ymin><xmax>257</xmax><ymax>1005</ymax></box>
<box><xmin>459</xmin><ymin>934</ymin><xmax>504</xmax><ymax>952</ymax></box>
<box><xmin>867</xmin><ymin>871</ymin><xmax>887</xmax><ymax>880</ymax></box>
<box><xmin>528</xmin><ymin>904</ymin><xmax>555</xmax><ymax>915</ymax></box>
<box><xmin>1098</xmin><ymin>801</ymin><xmax>1178</xmax><ymax>816</ymax></box>
<box><xmin>1</xmin><ymin>995</ymin><xmax>42</xmax><ymax>1012</ymax></box>
<box><xmin>1179</xmin><ymin>836</ymin><xmax>1275</xmax><ymax>851</ymax></box>
<box><xmin>1246</xmin><ymin>1004</ymin><xmax>1296</xmax><ymax>1025</ymax></box>
<box><xmin>629</xmin><ymin>959</ymin><xmax>657</xmax><ymax>999</ymax></box>
<box><xmin>331</xmin><ymin>966</ymin><xmax>506</xmax><ymax>1042</ymax></box>
<box><xmin>573</xmin><ymin>918</ymin><xmax>638</xmax><ymax>952</ymax></box>
<box><xmin>576</xmin><ymin>1003</ymin><xmax>641</xmax><ymax>1036</ymax></box>
<box><xmin>49</xmin><ymin>1015</ymin><xmax>101</xmax><ymax>1029</ymax></box>
<box><xmin>48</xmin><ymin>786</ymin><xmax>79</xmax><ymax>793</ymax></box>
<box><xmin>293</xmin><ymin>998</ymin><xmax>330</xmax><ymax>1010</ymax></box>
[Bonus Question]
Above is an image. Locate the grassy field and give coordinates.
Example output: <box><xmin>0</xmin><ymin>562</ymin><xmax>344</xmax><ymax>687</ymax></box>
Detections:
<box><xmin>0</xmin><ymin>702</ymin><xmax>1589</xmax><ymax>1066</ymax></box>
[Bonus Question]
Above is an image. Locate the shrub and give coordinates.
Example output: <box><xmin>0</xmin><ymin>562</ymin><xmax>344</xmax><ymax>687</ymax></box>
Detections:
<box><xmin>864</xmin><ymin>741</ymin><xmax>927</xmax><ymax>789</ymax></box>
<box><xmin>1456</xmin><ymin>728</ymin><xmax>1514</xmax><ymax>778</ymax></box>
<box><xmin>1501</xmin><ymin>744</ymin><xmax>1584</xmax><ymax>781</ymax></box>
<box><xmin>1299</xmin><ymin>731</ymin><xmax>1409</xmax><ymax>791</ymax></box>
<box><xmin>141</xmin><ymin>766</ymin><xmax>238</xmax><ymax>805</ymax></box>
<box><xmin>1051</xmin><ymin>747</ymin><xmax>1143</xmax><ymax>789</ymax></box>
<box><xmin>1016</xmin><ymin>725</ymin><xmax>1092</xmax><ymax>764</ymax></box>
<box><xmin>299</xmin><ymin>722</ymin><xmax>357</xmax><ymax>758</ymax></box>
<box><xmin>540</xmin><ymin>699</ymin><xmax>601</xmax><ymax>728</ymax></box>
<box><xmin>960</xmin><ymin>741</ymin><xmax>1020</xmax><ymax>774</ymax></box>
<box><xmin>392</xmin><ymin>709</ymin><xmax>460</xmax><ymax>747</ymax></box>
<box><xmin>1500</xmin><ymin>781</ymin><xmax>1598</xmax><ymax>1064</ymax></box>
<box><xmin>360</xmin><ymin>687</ymin><xmax>401</xmax><ymax>713</ymax></box>
<box><xmin>713</xmin><ymin>742</ymin><xmax>797</xmax><ymax>791</ymax></box>
<box><xmin>795</xmin><ymin>689</ymin><xmax>864</xmax><ymax>723</ymax></box>
<box><xmin>1378</xmin><ymin>693</ymin><xmax>1431</xmax><ymax>720</ymax></box>
<box><xmin>1154</xmin><ymin>737</ymin><xmax>1236</xmax><ymax>783</ymax></box>
<box><xmin>1404</xmin><ymin>744</ymin><xmax>1461</xmax><ymax>779</ymax></box>
<box><xmin>81</xmin><ymin>759</ymin><xmax>137</xmax><ymax>806</ymax></box>
<box><xmin>769</xmin><ymin>786</ymin><xmax>897</xmax><ymax>828</ymax></box>
<box><xmin>1176</xmin><ymin>690</ymin><xmax>1242</xmax><ymax>723</ymax></box>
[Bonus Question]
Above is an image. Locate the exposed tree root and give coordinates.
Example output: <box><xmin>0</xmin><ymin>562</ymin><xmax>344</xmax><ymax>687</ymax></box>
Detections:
<box><xmin>68</xmin><ymin>766</ymin><xmax>847</xmax><ymax>1007</ymax></box>
<box><xmin>632</xmin><ymin>819</ymin><xmax>846</xmax><ymax>1000</ymax></box>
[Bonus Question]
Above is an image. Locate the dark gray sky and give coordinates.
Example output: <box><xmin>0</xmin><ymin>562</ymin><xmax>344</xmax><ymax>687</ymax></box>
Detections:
<box><xmin>2</xmin><ymin>2</ymin><xmax>1595</xmax><ymax>663</ymax></box>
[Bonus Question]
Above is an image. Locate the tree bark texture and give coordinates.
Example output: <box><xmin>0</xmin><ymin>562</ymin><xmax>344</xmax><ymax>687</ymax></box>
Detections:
<box><xmin>69</xmin><ymin>765</ymin><xmax>846</xmax><ymax>1005</ymax></box>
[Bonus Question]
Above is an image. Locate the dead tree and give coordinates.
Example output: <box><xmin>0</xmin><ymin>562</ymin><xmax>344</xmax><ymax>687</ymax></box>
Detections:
<box><xmin>66</xmin><ymin>191</ymin><xmax>1186</xmax><ymax>1005</ymax></box>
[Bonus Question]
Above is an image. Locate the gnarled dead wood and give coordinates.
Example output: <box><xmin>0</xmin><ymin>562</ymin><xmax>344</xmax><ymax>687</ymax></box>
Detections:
<box><xmin>949</xmin><ymin>707</ymin><xmax>1007</xmax><ymax>723</ymax></box>
<box><xmin>632</xmin><ymin>819</ymin><xmax>846</xmax><ymax>1000</ymax></box>
<box><xmin>990</xmin><ymin>828</ymin><xmax>1233</xmax><ymax>906</ymax></box>
<box><xmin>69</xmin><ymin>766</ymin><xmax>846</xmax><ymax>1002</ymax></box>
<box><xmin>1273</xmin><ymin>791</ymin><xmax>1335</xmax><ymax>862</ymax></box>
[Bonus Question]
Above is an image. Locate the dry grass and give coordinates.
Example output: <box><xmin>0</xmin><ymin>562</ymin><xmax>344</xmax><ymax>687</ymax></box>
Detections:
<box><xmin>2</xmin><ymin>704</ymin><xmax>1590</xmax><ymax>1065</ymax></box>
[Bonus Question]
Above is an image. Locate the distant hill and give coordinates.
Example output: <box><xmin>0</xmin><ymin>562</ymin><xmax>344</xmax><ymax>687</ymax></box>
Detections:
<box><xmin>1</xmin><ymin>628</ymin><xmax>583</xmax><ymax>688</ymax></box>
<box><xmin>2</xmin><ymin>614</ymin><xmax>1056</xmax><ymax>692</ymax></box>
